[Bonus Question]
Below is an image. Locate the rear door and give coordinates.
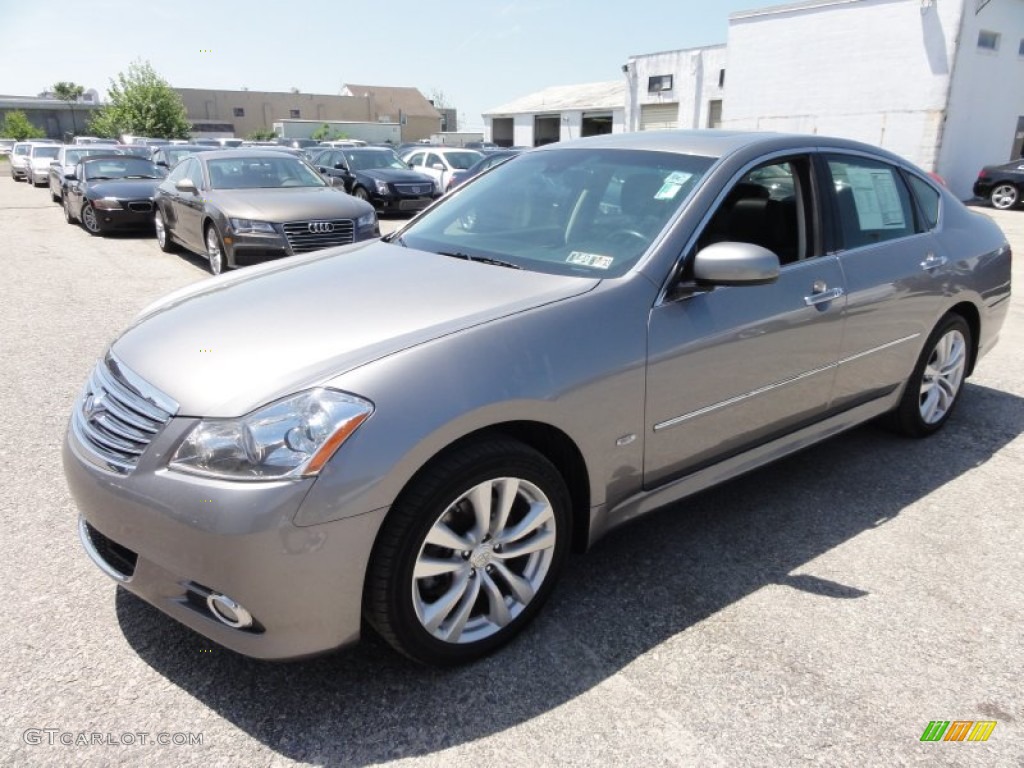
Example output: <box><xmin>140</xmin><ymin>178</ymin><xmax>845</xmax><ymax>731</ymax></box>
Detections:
<box><xmin>644</xmin><ymin>153</ymin><xmax>846</xmax><ymax>485</ymax></box>
<box><xmin>822</xmin><ymin>153</ymin><xmax>947</xmax><ymax>410</ymax></box>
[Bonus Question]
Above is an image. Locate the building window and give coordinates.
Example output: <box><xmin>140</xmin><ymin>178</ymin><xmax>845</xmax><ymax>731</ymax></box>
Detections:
<box><xmin>233</xmin><ymin>107</ymin><xmax>245</xmax><ymax>117</ymax></box>
<box><xmin>977</xmin><ymin>30</ymin><xmax>1000</xmax><ymax>52</ymax></box>
<box><xmin>718</xmin><ymin>69</ymin><xmax>726</xmax><ymax>88</ymax></box>
<box><xmin>707</xmin><ymin>100</ymin><xmax>723</xmax><ymax>129</ymax></box>
<box><xmin>289</xmin><ymin>109</ymin><xmax>301</xmax><ymax>118</ymax></box>
<box><xmin>648</xmin><ymin>75</ymin><xmax>673</xmax><ymax>93</ymax></box>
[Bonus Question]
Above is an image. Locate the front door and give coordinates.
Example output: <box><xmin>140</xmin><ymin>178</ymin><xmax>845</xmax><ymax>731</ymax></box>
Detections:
<box><xmin>644</xmin><ymin>155</ymin><xmax>846</xmax><ymax>486</ymax></box>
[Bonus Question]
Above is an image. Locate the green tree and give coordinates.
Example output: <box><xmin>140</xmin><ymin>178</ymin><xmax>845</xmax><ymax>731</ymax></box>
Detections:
<box><xmin>0</xmin><ymin>110</ymin><xmax>45</xmax><ymax>140</ymax></box>
<box><xmin>52</xmin><ymin>81</ymin><xmax>85</xmax><ymax>135</ymax></box>
<box><xmin>87</xmin><ymin>60</ymin><xmax>191</xmax><ymax>140</ymax></box>
<box><xmin>310</xmin><ymin>123</ymin><xmax>348</xmax><ymax>141</ymax></box>
<box><xmin>247</xmin><ymin>128</ymin><xmax>277</xmax><ymax>141</ymax></box>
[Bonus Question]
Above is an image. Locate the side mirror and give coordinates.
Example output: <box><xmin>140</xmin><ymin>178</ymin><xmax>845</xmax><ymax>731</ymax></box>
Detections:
<box><xmin>175</xmin><ymin>178</ymin><xmax>197</xmax><ymax>193</ymax></box>
<box><xmin>431</xmin><ymin>163</ymin><xmax>445</xmax><ymax>171</ymax></box>
<box><xmin>692</xmin><ymin>242</ymin><xmax>780</xmax><ymax>286</ymax></box>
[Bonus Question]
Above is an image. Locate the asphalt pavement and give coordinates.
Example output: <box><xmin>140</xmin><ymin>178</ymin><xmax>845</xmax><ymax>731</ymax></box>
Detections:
<box><xmin>0</xmin><ymin>169</ymin><xmax>1021</xmax><ymax>767</ymax></box>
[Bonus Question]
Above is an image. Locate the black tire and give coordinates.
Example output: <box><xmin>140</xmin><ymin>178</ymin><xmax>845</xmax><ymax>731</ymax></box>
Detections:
<box><xmin>353</xmin><ymin>186</ymin><xmax>371</xmax><ymax>202</ymax></box>
<box><xmin>890</xmin><ymin>313</ymin><xmax>972</xmax><ymax>437</ymax></box>
<box><xmin>364</xmin><ymin>437</ymin><xmax>571</xmax><ymax>666</ymax></box>
<box><xmin>80</xmin><ymin>203</ymin><xmax>102</xmax><ymax>236</ymax></box>
<box><xmin>50</xmin><ymin>186</ymin><xmax>60</xmax><ymax>204</ymax></box>
<box><xmin>154</xmin><ymin>209</ymin><xmax>176</xmax><ymax>253</ymax></box>
<box><xmin>63</xmin><ymin>196</ymin><xmax>77</xmax><ymax>224</ymax></box>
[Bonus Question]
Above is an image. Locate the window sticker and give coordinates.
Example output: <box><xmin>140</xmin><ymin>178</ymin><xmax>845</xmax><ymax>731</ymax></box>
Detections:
<box><xmin>845</xmin><ymin>166</ymin><xmax>906</xmax><ymax>230</ymax></box>
<box><xmin>665</xmin><ymin>171</ymin><xmax>693</xmax><ymax>185</ymax></box>
<box><xmin>653</xmin><ymin>171</ymin><xmax>694</xmax><ymax>200</ymax></box>
<box><xmin>567</xmin><ymin>251</ymin><xmax>614</xmax><ymax>269</ymax></box>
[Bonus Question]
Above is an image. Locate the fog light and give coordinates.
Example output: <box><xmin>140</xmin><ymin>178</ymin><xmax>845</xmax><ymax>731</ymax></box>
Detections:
<box><xmin>206</xmin><ymin>593</ymin><xmax>253</xmax><ymax>629</ymax></box>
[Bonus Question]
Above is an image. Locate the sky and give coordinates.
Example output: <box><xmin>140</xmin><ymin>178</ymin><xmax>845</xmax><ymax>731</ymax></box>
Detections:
<box><xmin>0</xmin><ymin>0</ymin><xmax>780</xmax><ymax>133</ymax></box>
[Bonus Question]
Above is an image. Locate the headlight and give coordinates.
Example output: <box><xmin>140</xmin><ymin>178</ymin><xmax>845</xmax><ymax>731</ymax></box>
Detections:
<box><xmin>356</xmin><ymin>211</ymin><xmax>376</xmax><ymax>230</ymax></box>
<box><xmin>169</xmin><ymin>389</ymin><xmax>373</xmax><ymax>481</ymax></box>
<box><xmin>229</xmin><ymin>218</ymin><xmax>277</xmax><ymax>235</ymax></box>
<box><xmin>374</xmin><ymin>179</ymin><xmax>390</xmax><ymax>195</ymax></box>
<box><xmin>93</xmin><ymin>197</ymin><xmax>123</xmax><ymax>210</ymax></box>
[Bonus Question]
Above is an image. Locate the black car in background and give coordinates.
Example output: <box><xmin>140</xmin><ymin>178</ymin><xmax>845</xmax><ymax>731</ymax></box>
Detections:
<box><xmin>447</xmin><ymin>149</ymin><xmax>522</xmax><ymax>190</ymax></box>
<box><xmin>974</xmin><ymin>160</ymin><xmax>1024</xmax><ymax>210</ymax></box>
<box><xmin>152</xmin><ymin>144</ymin><xmax>217</xmax><ymax>171</ymax></box>
<box><xmin>63</xmin><ymin>155</ymin><xmax>166</xmax><ymax>235</ymax></box>
<box><xmin>315</xmin><ymin>147</ymin><xmax>440</xmax><ymax>214</ymax></box>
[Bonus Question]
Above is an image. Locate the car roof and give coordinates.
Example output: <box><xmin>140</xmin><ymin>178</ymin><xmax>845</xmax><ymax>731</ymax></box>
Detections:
<box><xmin>194</xmin><ymin>149</ymin><xmax>308</xmax><ymax>160</ymax></box>
<box><xmin>79</xmin><ymin>154</ymin><xmax>152</xmax><ymax>162</ymax></box>
<box><xmin>538</xmin><ymin>129</ymin><xmax>913</xmax><ymax>166</ymax></box>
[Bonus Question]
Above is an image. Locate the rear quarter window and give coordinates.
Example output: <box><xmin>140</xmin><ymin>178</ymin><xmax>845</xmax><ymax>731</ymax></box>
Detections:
<box><xmin>906</xmin><ymin>174</ymin><xmax>941</xmax><ymax>230</ymax></box>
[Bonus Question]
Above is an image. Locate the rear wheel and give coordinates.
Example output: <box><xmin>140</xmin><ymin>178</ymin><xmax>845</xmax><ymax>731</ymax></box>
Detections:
<box><xmin>990</xmin><ymin>183</ymin><xmax>1019</xmax><ymax>210</ymax></box>
<box><xmin>364</xmin><ymin>438</ymin><xmax>571</xmax><ymax>666</ymax></box>
<box><xmin>891</xmin><ymin>313</ymin><xmax>971</xmax><ymax>437</ymax></box>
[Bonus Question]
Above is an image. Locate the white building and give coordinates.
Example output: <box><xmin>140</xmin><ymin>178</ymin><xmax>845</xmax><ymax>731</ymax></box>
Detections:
<box><xmin>722</xmin><ymin>0</ymin><xmax>1024</xmax><ymax>199</ymax></box>
<box><xmin>622</xmin><ymin>44</ymin><xmax>728</xmax><ymax>133</ymax></box>
<box><xmin>482</xmin><ymin>81</ymin><xmax>625</xmax><ymax>148</ymax></box>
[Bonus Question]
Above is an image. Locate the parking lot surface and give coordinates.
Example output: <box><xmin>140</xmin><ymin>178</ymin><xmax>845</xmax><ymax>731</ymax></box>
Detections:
<box><xmin>1</xmin><ymin>172</ymin><xmax>1021</xmax><ymax>767</ymax></box>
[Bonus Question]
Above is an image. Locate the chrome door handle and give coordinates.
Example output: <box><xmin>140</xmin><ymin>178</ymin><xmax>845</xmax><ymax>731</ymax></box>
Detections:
<box><xmin>804</xmin><ymin>286</ymin><xmax>845</xmax><ymax>306</ymax></box>
<box><xmin>920</xmin><ymin>253</ymin><xmax>948</xmax><ymax>271</ymax></box>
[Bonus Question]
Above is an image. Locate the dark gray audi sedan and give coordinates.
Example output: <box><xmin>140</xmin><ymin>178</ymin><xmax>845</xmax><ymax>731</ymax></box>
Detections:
<box><xmin>153</xmin><ymin>149</ymin><xmax>379</xmax><ymax>274</ymax></box>
<box><xmin>64</xmin><ymin>131</ymin><xmax>1011</xmax><ymax>666</ymax></box>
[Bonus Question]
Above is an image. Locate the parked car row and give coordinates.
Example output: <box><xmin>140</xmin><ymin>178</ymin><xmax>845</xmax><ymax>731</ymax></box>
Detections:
<box><xmin>58</xmin><ymin>129</ymin><xmax>1011</xmax><ymax>668</ymax></box>
<box><xmin>9</xmin><ymin>139</ymin><xmax>381</xmax><ymax>275</ymax></box>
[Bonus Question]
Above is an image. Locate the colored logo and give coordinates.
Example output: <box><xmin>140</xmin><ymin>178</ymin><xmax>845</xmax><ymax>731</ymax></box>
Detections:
<box><xmin>920</xmin><ymin>721</ymin><xmax>996</xmax><ymax>742</ymax></box>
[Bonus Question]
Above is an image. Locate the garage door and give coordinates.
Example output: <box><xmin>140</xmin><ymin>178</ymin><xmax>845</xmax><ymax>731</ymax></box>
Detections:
<box><xmin>640</xmin><ymin>103</ymin><xmax>678</xmax><ymax>131</ymax></box>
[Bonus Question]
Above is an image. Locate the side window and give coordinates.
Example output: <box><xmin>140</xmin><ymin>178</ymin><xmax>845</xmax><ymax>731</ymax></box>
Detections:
<box><xmin>167</xmin><ymin>158</ymin><xmax>191</xmax><ymax>183</ymax></box>
<box><xmin>696</xmin><ymin>157</ymin><xmax>812</xmax><ymax>266</ymax></box>
<box><xmin>426</xmin><ymin>153</ymin><xmax>443</xmax><ymax>168</ymax></box>
<box><xmin>825</xmin><ymin>155</ymin><xmax>917</xmax><ymax>249</ymax></box>
<box><xmin>906</xmin><ymin>173</ymin><xmax>941</xmax><ymax>231</ymax></box>
<box><xmin>188</xmin><ymin>160</ymin><xmax>206</xmax><ymax>190</ymax></box>
<box><xmin>407</xmin><ymin>152</ymin><xmax>423</xmax><ymax>167</ymax></box>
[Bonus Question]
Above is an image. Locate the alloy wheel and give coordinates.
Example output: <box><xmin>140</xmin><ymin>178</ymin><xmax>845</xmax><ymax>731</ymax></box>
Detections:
<box><xmin>411</xmin><ymin>476</ymin><xmax>557</xmax><ymax>644</ymax></box>
<box><xmin>205</xmin><ymin>226</ymin><xmax>224</xmax><ymax>275</ymax></box>
<box><xmin>81</xmin><ymin>204</ymin><xmax>100</xmax><ymax>234</ymax></box>
<box><xmin>919</xmin><ymin>328</ymin><xmax>967</xmax><ymax>425</ymax></box>
<box><xmin>990</xmin><ymin>184</ymin><xmax>1018</xmax><ymax>210</ymax></box>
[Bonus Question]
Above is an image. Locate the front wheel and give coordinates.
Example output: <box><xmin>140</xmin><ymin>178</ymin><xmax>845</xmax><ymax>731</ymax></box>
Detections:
<box><xmin>990</xmin><ymin>184</ymin><xmax>1019</xmax><ymax>210</ymax></box>
<box><xmin>154</xmin><ymin>209</ymin><xmax>176</xmax><ymax>253</ymax></box>
<box><xmin>205</xmin><ymin>224</ymin><xmax>228</xmax><ymax>275</ymax></box>
<box><xmin>364</xmin><ymin>438</ymin><xmax>571</xmax><ymax>666</ymax></box>
<box><xmin>63</xmin><ymin>196</ymin><xmax>76</xmax><ymax>224</ymax></box>
<box><xmin>353</xmin><ymin>186</ymin><xmax>371</xmax><ymax>202</ymax></box>
<box><xmin>891</xmin><ymin>314</ymin><xmax>971</xmax><ymax>437</ymax></box>
<box><xmin>80</xmin><ymin>203</ymin><xmax>102</xmax><ymax>235</ymax></box>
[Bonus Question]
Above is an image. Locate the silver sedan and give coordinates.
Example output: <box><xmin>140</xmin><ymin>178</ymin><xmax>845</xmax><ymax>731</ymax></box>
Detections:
<box><xmin>64</xmin><ymin>131</ymin><xmax>1011</xmax><ymax>666</ymax></box>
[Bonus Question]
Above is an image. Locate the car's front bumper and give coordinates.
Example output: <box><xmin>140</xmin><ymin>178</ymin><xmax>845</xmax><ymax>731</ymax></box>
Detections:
<box><xmin>374</xmin><ymin>192</ymin><xmax>440</xmax><ymax>214</ymax></box>
<box><xmin>89</xmin><ymin>201</ymin><xmax>157</xmax><ymax>231</ymax></box>
<box><xmin>63</xmin><ymin>418</ymin><xmax>387</xmax><ymax>659</ymax></box>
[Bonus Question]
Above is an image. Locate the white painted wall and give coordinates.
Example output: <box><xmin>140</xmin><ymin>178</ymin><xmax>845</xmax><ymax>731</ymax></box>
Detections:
<box><xmin>937</xmin><ymin>1</ymin><xmax>1024</xmax><ymax>198</ymax></box>
<box><xmin>624</xmin><ymin>45</ymin><xmax>727</xmax><ymax>131</ymax></box>
<box><xmin>561</xmin><ymin>111</ymin><xmax>583</xmax><ymax>142</ymax></box>
<box><xmin>513</xmin><ymin>114</ymin><xmax>534</xmax><ymax>147</ymax></box>
<box><xmin>723</xmin><ymin>0</ymin><xmax>964</xmax><ymax>174</ymax></box>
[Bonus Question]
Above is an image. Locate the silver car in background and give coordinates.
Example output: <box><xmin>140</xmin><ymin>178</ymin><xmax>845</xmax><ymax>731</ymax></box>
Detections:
<box><xmin>64</xmin><ymin>131</ymin><xmax>1011</xmax><ymax>666</ymax></box>
<box><xmin>48</xmin><ymin>144</ymin><xmax>123</xmax><ymax>202</ymax></box>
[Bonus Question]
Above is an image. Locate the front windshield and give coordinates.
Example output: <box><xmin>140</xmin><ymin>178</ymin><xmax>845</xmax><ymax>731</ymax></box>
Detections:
<box><xmin>119</xmin><ymin>146</ymin><xmax>151</xmax><ymax>157</ymax></box>
<box><xmin>345</xmin><ymin>149</ymin><xmax>407</xmax><ymax>171</ymax></box>
<box><xmin>33</xmin><ymin>146</ymin><xmax>60</xmax><ymax>159</ymax></box>
<box><xmin>399</xmin><ymin>148</ymin><xmax>714</xmax><ymax>278</ymax></box>
<box><xmin>83</xmin><ymin>157</ymin><xmax>163</xmax><ymax>180</ymax></box>
<box><xmin>205</xmin><ymin>155</ymin><xmax>326</xmax><ymax>189</ymax></box>
<box><xmin>66</xmin><ymin>148</ymin><xmax>118</xmax><ymax>165</ymax></box>
<box><xmin>444</xmin><ymin>151</ymin><xmax>482</xmax><ymax>170</ymax></box>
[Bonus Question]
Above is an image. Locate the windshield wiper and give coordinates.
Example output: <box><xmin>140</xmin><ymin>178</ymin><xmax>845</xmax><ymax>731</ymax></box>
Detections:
<box><xmin>125</xmin><ymin>174</ymin><xmax>159</xmax><ymax>179</ymax></box>
<box><xmin>437</xmin><ymin>251</ymin><xmax>521</xmax><ymax>270</ymax></box>
<box><xmin>88</xmin><ymin>175</ymin><xmax>113</xmax><ymax>180</ymax></box>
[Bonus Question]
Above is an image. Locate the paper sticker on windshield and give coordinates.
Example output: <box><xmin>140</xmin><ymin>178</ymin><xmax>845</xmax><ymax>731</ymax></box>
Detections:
<box><xmin>567</xmin><ymin>251</ymin><xmax>614</xmax><ymax>269</ymax></box>
<box><xmin>665</xmin><ymin>171</ymin><xmax>693</xmax><ymax>185</ymax></box>
<box><xmin>654</xmin><ymin>171</ymin><xmax>694</xmax><ymax>200</ymax></box>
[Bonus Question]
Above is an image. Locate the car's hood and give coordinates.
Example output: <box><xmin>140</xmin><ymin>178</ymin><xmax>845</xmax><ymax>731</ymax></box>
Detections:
<box><xmin>29</xmin><ymin>157</ymin><xmax>57</xmax><ymax>168</ymax></box>
<box><xmin>361</xmin><ymin>168</ymin><xmax>435</xmax><ymax>184</ymax></box>
<box><xmin>205</xmin><ymin>186</ymin><xmax>369</xmax><ymax>221</ymax></box>
<box><xmin>86</xmin><ymin>179</ymin><xmax>163</xmax><ymax>199</ymax></box>
<box><xmin>112</xmin><ymin>240</ymin><xmax>599</xmax><ymax>416</ymax></box>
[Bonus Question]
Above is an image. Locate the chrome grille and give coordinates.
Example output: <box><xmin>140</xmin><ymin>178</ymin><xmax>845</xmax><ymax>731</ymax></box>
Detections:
<box><xmin>281</xmin><ymin>219</ymin><xmax>355</xmax><ymax>254</ymax></box>
<box><xmin>394</xmin><ymin>183</ymin><xmax>432</xmax><ymax>196</ymax></box>
<box><xmin>71</xmin><ymin>355</ymin><xmax>178</xmax><ymax>474</ymax></box>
